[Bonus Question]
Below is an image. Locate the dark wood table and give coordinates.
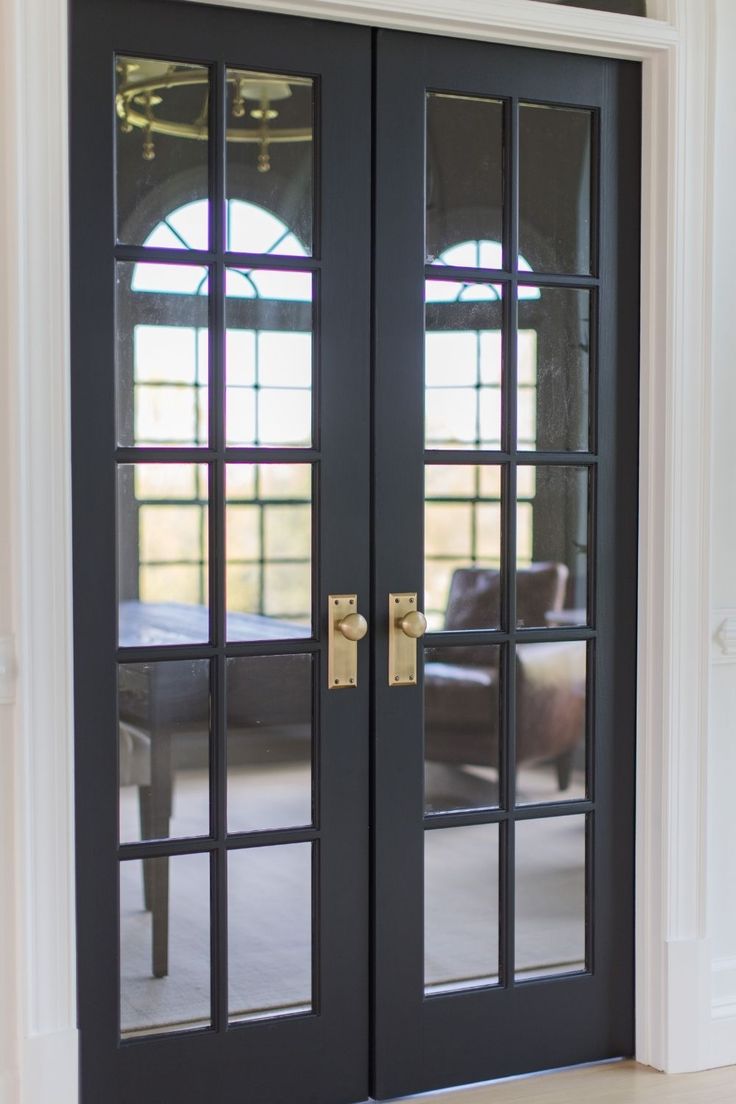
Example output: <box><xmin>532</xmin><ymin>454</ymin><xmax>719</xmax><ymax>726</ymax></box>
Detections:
<box><xmin>118</xmin><ymin>601</ymin><xmax>309</xmax><ymax>978</ymax></box>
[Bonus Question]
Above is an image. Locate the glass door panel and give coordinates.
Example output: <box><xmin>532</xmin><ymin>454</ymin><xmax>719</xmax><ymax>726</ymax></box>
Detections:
<box><xmin>373</xmin><ymin>28</ymin><xmax>638</xmax><ymax>1099</ymax></box>
<box><xmin>72</xmin><ymin>4</ymin><xmax>371</xmax><ymax>1102</ymax></box>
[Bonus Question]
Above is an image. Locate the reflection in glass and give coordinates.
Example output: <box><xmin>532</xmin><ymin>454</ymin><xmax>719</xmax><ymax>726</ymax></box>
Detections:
<box><xmin>515</xmin><ymin>816</ymin><xmax>586</xmax><ymax>979</ymax></box>
<box><xmin>226</xmin><ymin>269</ymin><xmax>312</xmax><ymax>447</ymax></box>
<box><xmin>226</xmin><ymin>464</ymin><xmax>312</xmax><ymax>640</ymax></box>
<box><xmin>116</xmin><ymin>262</ymin><xmax>209</xmax><ymax>447</ymax></box>
<box><xmin>425</xmin><ymin>466</ymin><xmax>502</xmax><ymax>630</ymax></box>
<box><xmin>425</xmin><ymin>281</ymin><xmax>503</xmax><ymax>449</ymax></box>
<box><xmin>119</xmin><ymin>660</ymin><xmax>211</xmax><ymax>843</ymax></box>
<box><xmin>227</xmin><ymin>654</ymin><xmax>312</xmax><ymax>833</ymax></box>
<box><xmin>116</xmin><ymin>58</ymin><xmax>210</xmax><ymax>249</ymax></box>
<box><xmin>515</xmin><ymin>641</ymin><xmax>587</xmax><ymax>805</ymax></box>
<box><xmin>424</xmin><ymin>645</ymin><xmax>501</xmax><ymax>814</ymax></box>
<box><xmin>425</xmin><ymin>825</ymin><xmax>499</xmax><ymax>993</ymax></box>
<box><xmin>516</xmin><ymin>466</ymin><xmax>588</xmax><ymax>628</ymax></box>
<box><xmin>229</xmin><ymin>843</ymin><xmax>312</xmax><ymax>1021</ymax></box>
<box><xmin>518</xmin><ymin>288</ymin><xmax>590</xmax><ymax>452</ymax></box>
<box><xmin>120</xmin><ymin>853</ymin><xmax>211</xmax><ymax>1037</ymax></box>
<box><xmin>426</xmin><ymin>94</ymin><xmax>503</xmax><ymax>266</ymax></box>
<box><xmin>226</xmin><ymin>71</ymin><xmax>313</xmax><ymax>255</ymax></box>
<box><xmin>118</xmin><ymin>464</ymin><xmax>209</xmax><ymax>646</ymax></box>
<box><xmin>519</xmin><ymin>104</ymin><xmax>592</xmax><ymax>275</ymax></box>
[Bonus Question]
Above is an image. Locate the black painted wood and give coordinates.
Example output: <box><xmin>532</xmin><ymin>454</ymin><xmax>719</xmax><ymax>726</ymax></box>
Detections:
<box><xmin>72</xmin><ymin>4</ymin><xmax>639</xmax><ymax>1102</ymax></box>
<box><xmin>71</xmin><ymin>1</ymin><xmax>371</xmax><ymax>1102</ymax></box>
<box><xmin>372</xmin><ymin>28</ymin><xmax>639</xmax><ymax>1100</ymax></box>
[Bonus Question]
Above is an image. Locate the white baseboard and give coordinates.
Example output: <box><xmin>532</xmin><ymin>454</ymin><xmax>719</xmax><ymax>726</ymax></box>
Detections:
<box><xmin>712</xmin><ymin>955</ymin><xmax>736</xmax><ymax>1012</ymax></box>
<box><xmin>0</xmin><ymin>1070</ymin><xmax>20</xmax><ymax>1104</ymax></box>
<box><xmin>662</xmin><ymin>938</ymin><xmax>713</xmax><ymax>1072</ymax></box>
<box><xmin>656</xmin><ymin>945</ymin><xmax>736</xmax><ymax>1072</ymax></box>
<box><xmin>21</xmin><ymin>1030</ymin><xmax>77</xmax><ymax>1104</ymax></box>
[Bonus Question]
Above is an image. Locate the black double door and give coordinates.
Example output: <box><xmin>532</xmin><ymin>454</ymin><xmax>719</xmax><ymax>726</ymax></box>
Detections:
<box><xmin>71</xmin><ymin>2</ymin><xmax>639</xmax><ymax>1101</ymax></box>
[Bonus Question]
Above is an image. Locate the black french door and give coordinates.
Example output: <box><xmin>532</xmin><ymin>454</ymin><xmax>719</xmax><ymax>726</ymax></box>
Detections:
<box><xmin>372</xmin><ymin>33</ymin><xmax>639</xmax><ymax>1098</ymax></box>
<box><xmin>70</xmin><ymin>1</ymin><xmax>639</xmax><ymax>1102</ymax></box>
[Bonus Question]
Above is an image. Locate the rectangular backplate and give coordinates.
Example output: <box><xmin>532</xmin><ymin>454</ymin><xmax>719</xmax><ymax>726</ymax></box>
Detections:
<box><xmin>328</xmin><ymin>594</ymin><xmax>359</xmax><ymax>690</ymax></box>
<box><xmin>388</xmin><ymin>592</ymin><xmax>419</xmax><ymax>687</ymax></box>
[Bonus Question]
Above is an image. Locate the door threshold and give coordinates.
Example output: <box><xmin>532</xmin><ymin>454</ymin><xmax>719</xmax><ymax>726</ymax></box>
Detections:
<box><xmin>371</xmin><ymin>1056</ymin><xmax>629</xmax><ymax>1103</ymax></box>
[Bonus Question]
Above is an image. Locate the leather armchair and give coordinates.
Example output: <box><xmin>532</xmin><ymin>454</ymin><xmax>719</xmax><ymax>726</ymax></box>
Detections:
<box><xmin>424</xmin><ymin>564</ymin><xmax>585</xmax><ymax>793</ymax></box>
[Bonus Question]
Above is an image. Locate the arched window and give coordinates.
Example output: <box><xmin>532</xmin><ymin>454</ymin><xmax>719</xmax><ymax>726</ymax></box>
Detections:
<box><xmin>423</xmin><ymin>238</ymin><xmax>589</xmax><ymax>626</ymax></box>
<box><xmin>120</xmin><ymin>198</ymin><xmax>312</xmax><ymax>626</ymax></box>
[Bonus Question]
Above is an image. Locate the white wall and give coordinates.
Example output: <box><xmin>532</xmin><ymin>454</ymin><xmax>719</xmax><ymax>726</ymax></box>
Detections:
<box><xmin>0</xmin><ymin>9</ymin><xmax>21</xmax><ymax>1090</ymax></box>
<box><xmin>708</xmin><ymin>0</ymin><xmax>736</xmax><ymax>1026</ymax></box>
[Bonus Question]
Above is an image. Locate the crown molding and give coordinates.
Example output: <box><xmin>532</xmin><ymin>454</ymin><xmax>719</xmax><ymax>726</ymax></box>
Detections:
<box><xmin>175</xmin><ymin>0</ymin><xmax>679</xmax><ymax>57</ymax></box>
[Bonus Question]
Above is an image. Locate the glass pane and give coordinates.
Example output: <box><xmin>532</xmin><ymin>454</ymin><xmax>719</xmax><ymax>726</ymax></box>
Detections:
<box><xmin>118</xmin><ymin>465</ymin><xmax>209</xmax><ymax>646</ymax></box>
<box><xmin>116</xmin><ymin>58</ymin><xmax>209</xmax><ymax>249</ymax></box>
<box><xmin>515</xmin><ymin>815</ymin><xmax>587</xmax><ymax>980</ymax></box>
<box><xmin>226</xmin><ymin>464</ymin><xmax>312</xmax><ymax>640</ymax></box>
<box><xmin>226</xmin><ymin>70</ymin><xmax>313</xmax><ymax>255</ymax></box>
<box><xmin>120</xmin><ymin>852</ymin><xmax>211</xmax><ymax>1037</ymax></box>
<box><xmin>425</xmin><ymin>466</ymin><xmax>502</xmax><ymax>631</ymax></box>
<box><xmin>119</xmin><ymin>660</ymin><xmax>210</xmax><ymax>843</ymax></box>
<box><xmin>425</xmin><ymin>645</ymin><xmax>501</xmax><ymax>814</ymax></box>
<box><xmin>516</xmin><ymin>641</ymin><xmax>587</xmax><ymax>805</ymax></box>
<box><xmin>229</xmin><ymin>843</ymin><xmax>312</xmax><ymax>1021</ymax></box>
<box><xmin>426</xmin><ymin>94</ymin><xmax>503</xmax><ymax>267</ymax></box>
<box><xmin>227</xmin><ymin>654</ymin><xmax>312</xmax><ymax>834</ymax></box>
<box><xmin>425</xmin><ymin>282</ymin><xmax>503</xmax><ymax>449</ymax></box>
<box><xmin>517</xmin><ymin>288</ymin><xmax>591</xmax><ymax>452</ymax></box>
<box><xmin>425</xmin><ymin>824</ymin><xmax>499</xmax><ymax>994</ymax></box>
<box><xmin>116</xmin><ymin>262</ymin><xmax>209</xmax><ymax>447</ymax></box>
<box><xmin>226</xmin><ymin>269</ymin><xmax>312</xmax><ymax>447</ymax></box>
<box><xmin>519</xmin><ymin>105</ymin><xmax>592</xmax><ymax>275</ymax></box>
<box><xmin>516</xmin><ymin>465</ymin><xmax>588</xmax><ymax>628</ymax></box>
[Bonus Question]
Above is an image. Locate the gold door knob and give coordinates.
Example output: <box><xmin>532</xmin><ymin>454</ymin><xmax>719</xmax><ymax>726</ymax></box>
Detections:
<box><xmin>399</xmin><ymin>610</ymin><xmax>427</xmax><ymax>639</ymax></box>
<box><xmin>337</xmin><ymin>612</ymin><xmax>368</xmax><ymax>642</ymax></box>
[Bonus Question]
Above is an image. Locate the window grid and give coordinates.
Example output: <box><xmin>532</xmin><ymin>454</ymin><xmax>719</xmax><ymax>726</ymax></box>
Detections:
<box><xmin>422</xmin><ymin>95</ymin><xmax>597</xmax><ymax>998</ymax></box>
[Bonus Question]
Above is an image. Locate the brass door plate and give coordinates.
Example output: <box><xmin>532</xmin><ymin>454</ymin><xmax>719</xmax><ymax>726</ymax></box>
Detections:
<box><xmin>388</xmin><ymin>592</ymin><xmax>420</xmax><ymax>686</ymax></box>
<box><xmin>328</xmin><ymin>594</ymin><xmax>360</xmax><ymax>689</ymax></box>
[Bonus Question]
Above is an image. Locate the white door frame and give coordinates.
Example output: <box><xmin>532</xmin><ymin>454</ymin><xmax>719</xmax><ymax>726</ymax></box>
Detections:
<box><xmin>0</xmin><ymin>1</ymin><xmax>722</xmax><ymax>1101</ymax></box>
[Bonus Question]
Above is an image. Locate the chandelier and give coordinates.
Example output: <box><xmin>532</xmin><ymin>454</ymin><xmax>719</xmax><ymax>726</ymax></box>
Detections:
<box><xmin>116</xmin><ymin>60</ymin><xmax>313</xmax><ymax>173</ymax></box>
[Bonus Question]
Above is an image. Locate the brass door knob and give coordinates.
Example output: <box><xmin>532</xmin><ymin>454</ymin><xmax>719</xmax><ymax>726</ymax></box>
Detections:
<box><xmin>337</xmin><ymin>612</ymin><xmax>368</xmax><ymax>641</ymax></box>
<box><xmin>399</xmin><ymin>610</ymin><xmax>427</xmax><ymax>639</ymax></box>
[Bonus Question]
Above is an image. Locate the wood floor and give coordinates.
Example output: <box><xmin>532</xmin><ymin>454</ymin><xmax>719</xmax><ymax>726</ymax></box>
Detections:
<box><xmin>403</xmin><ymin>1061</ymin><xmax>736</xmax><ymax>1103</ymax></box>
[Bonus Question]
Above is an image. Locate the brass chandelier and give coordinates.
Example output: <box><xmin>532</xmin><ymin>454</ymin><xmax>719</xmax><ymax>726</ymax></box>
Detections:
<box><xmin>116</xmin><ymin>60</ymin><xmax>313</xmax><ymax>172</ymax></box>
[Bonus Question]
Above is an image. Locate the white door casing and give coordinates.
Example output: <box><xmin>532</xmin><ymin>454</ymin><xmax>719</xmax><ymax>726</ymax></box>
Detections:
<box><xmin>0</xmin><ymin>1</ymin><xmax>724</xmax><ymax>1101</ymax></box>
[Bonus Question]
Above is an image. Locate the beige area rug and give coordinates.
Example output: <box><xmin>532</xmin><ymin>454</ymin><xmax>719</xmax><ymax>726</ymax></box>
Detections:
<box><xmin>120</xmin><ymin>762</ymin><xmax>585</xmax><ymax>1036</ymax></box>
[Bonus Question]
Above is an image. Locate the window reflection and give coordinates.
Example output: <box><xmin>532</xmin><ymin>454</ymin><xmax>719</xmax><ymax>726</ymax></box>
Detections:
<box><xmin>118</xmin><ymin>464</ymin><xmax>210</xmax><ymax>647</ymax></box>
<box><xmin>425</xmin><ymin>466</ymin><xmax>502</xmax><ymax>630</ymax></box>
<box><xmin>226</xmin><ymin>267</ymin><xmax>312</xmax><ymax>448</ymax></box>
<box><xmin>116</xmin><ymin>57</ymin><xmax>210</xmax><ymax>250</ymax></box>
<box><xmin>516</xmin><ymin>641</ymin><xmax>587</xmax><ymax>804</ymax></box>
<box><xmin>226</xmin><ymin>70</ymin><xmax>314</xmax><ymax>255</ymax></box>
<box><xmin>517</xmin><ymin>466</ymin><xmax>589</xmax><ymax>627</ymax></box>
<box><xmin>117</xmin><ymin>202</ymin><xmax>314</xmax><ymax>643</ymax></box>
<box><xmin>424</xmin><ymin>645</ymin><xmax>501</xmax><ymax>813</ymax></box>
<box><xmin>118</xmin><ymin>659</ymin><xmax>211</xmax><ymax>843</ymax></box>
<box><xmin>120</xmin><ymin>853</ymin><xmax>211</xmax><ymax>1037</ymax></box>
<box><xmin>228</xmin><ymin>844</ymin><xmax>313</xmax><ymax>1021</ymax></box>
<box><xmin>515</xmin><ymin>816</ymin><xmax>587</xmax><ymax>980</ymax></box>
<box><xmin>426</xmin><ymin>93</ymin><xmax>503</xmax><ymax>267</ymax></box>
<box><xmin>226</xmin><ymin>464</ymin><xmax>312</xmax><ymax>639</ymax></box>
<box><xmin>424</xmin><ymin>824</ymin><xmax>500</xmax><ymax>993</ymax></box>
<box><xmin>425</xmin><ymin>279</ymin><xmax>503</xmax><ymax>451</ymax></box>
